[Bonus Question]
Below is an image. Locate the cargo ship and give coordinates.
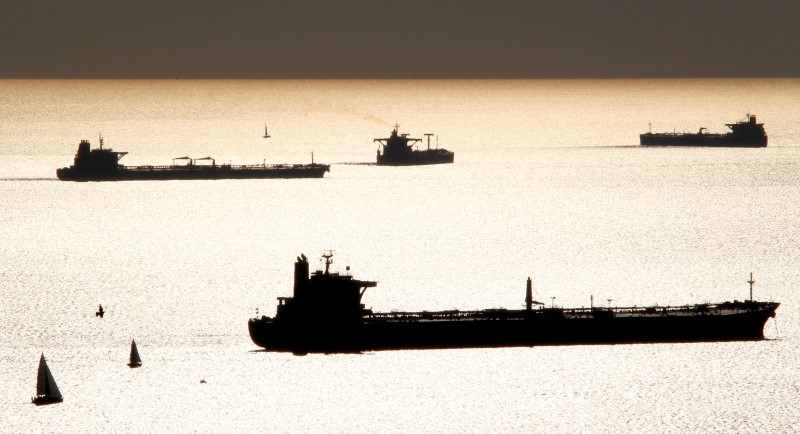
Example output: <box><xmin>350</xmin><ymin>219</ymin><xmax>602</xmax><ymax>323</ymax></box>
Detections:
<box><xmin>375</xmin><ymin>125</ymin><xmax>454</xmax><ymax>165</ymax></box>
<box><xmin>640</xmin><ymin>114</ymin><xmax>767</xmax><ymax>147</ymax></box>
<box><xmin>248</xmin><ymin>253</ymin><xmax>780</xmax><ymax>354</ymax></box>
<box><xmin>56</xmin><ymin>137</ymin><xmax>330</xmax><ymax>181</ymax></box>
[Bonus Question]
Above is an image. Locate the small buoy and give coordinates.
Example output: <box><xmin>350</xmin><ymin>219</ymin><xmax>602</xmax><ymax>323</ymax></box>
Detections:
<box><xmin>96</xmin><ymin>304</ymin><xmax>104</xmax><ymax>318</ymax></box>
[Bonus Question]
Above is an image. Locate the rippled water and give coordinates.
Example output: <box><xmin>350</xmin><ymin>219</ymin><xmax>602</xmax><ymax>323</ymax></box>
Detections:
<box><xmin>1</xmin><ymin>79</ymin><xmax>799</xmax><ymax>432</ymax></box>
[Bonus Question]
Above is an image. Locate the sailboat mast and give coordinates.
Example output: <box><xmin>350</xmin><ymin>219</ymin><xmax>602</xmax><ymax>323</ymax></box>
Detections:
<box><xmin>37</xmin><ymin>354</ymin><xmax>48</xmax><ymax>396</ymax></box>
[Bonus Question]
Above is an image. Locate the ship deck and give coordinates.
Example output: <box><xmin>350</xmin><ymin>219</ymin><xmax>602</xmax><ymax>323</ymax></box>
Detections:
<box><xmin>363</xmin><ymin>301</ymin><xmax>774</xmax><ymax>323</ymax></box>
<box><xmin>641</xmin><ymin>132</ymin><xmax>729</xmax><ymax>139</ymax></box>
<box><xmin>119</xmin><ymin>163</ymin><xmax>328</xmax><ymax>172</ymax></box>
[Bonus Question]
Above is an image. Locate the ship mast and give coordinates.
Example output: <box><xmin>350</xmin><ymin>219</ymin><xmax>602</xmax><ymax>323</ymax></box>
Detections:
<box><xmin>322</xmin><ymin>250</ymin><xmax>334</xmax><ymax>275</ymax></box>
<box><xmin>525</xmin><ymin>277</ymin><xmax>533</xmax><ymax>311</ymax></box>
<box><xmin>748</xmin><ymin>272</ymin><xmax>755</xmax><ymax>301</ymax></box>
<box><xmin>425</xmin><ymin>133</ymin><xmax>434</xmax><ymax>150</ymax></box>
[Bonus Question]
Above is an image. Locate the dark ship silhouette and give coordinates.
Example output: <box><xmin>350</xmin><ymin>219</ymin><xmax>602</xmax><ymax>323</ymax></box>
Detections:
<box><xmin>32</xmin><ymin>354</ymin><xmax>63</xmax><ymax>405</ymax></box>
<box><xmin>375</xmin><ymin>125</ymin><xmax>454</xmax><ymax>165</ymax></box>
<box><xmin>248</xmin><ymin>253</ymin><xmax>780</xmax><ymax>354</ymax></box>
<box><xmin>640</xmin><ymin>114</ymin><xmax>767</xmax><ymax>147</ymax></box>
<box><xmin>57</xmin><ymin>136</ymin><xmax>330</xmax><ymax>181</ymax></box>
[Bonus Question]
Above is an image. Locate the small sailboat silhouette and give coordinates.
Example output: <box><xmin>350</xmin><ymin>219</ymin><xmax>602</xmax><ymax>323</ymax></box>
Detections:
<box><xmin>128</xmin><ymin>339</ymin><xmax>142</xmax><ymax>368</ymax></box>
<box><xmin>32</xmin><ymin>354</ymin><xmax>63</xmax><ymax>405</ymax></box>
<box><xmin>263</xmin><ymin>123</ymin><xmax>271</xmax><ymax>138</ymax></box>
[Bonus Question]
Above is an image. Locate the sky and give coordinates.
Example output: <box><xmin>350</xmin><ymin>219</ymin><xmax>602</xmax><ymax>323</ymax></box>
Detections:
<box><xmin>1</xmin><ymin>0</ymin><xmax>799</xmax><ymax>79</ymax></box>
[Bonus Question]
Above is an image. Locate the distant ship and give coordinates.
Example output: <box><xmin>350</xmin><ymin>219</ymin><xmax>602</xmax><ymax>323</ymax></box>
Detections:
<box><xmin>127</xmin><ymin>339</ymin><xmax>142</xmax><ymax>368</ymax></box>
<box><xmin>248</xmin><ymin>253</ymin><xmax>780</xmax><ymax>354</ymax></box>
<box><xmin>640</xmin><ymin>114</ymin><xmax>767</xmax><ymax>147</ymax></box>
<box><xmin>56</xmin><ymin>136</ymin><xmax>330</xmax><ymax>181</ymax></box>
<box><xmin>375</xmin><ymin>125</ymin><xmax>454</xmax><ymax>165</ymax></box>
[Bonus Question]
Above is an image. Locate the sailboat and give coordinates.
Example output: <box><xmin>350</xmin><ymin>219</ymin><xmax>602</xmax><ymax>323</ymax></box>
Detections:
<box><xmin>128</xmin><ymin>339</ymin><xmax>142</xmax><ymax>368</ymax></box>
<box><xmin>32</xmin><ymin>354</ymin><xmax>63</xmax><ymax>405</ymax></box>
<box><xmin>263</xmin><ymin>123</ymin><xmax>271</xmax><ymax>138</ymax></box>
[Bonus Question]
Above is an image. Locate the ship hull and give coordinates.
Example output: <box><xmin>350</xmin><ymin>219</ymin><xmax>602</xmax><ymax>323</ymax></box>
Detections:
<box><xmin>639</xmin><ymin>134</ymin><xmax>767</xmax><ymax>147</ymax></box>
<box><xmin>32</xmin><ymin>396</ymin><xmax>63</xmax><ymax>405</ymax></box>
<box><xmin>376</xmin><ymin>151</ymin><xmax>454</xmax><ymax>166</ymax></box>
<box><xmin>56</xmin><ymin>165</ymin><xmax>330</xmax><ymax>181</ymax></box>
<box><xmin>249</xmin><ymin>303</ymin><xmax>778</xmax><ymax>353</ymax></box>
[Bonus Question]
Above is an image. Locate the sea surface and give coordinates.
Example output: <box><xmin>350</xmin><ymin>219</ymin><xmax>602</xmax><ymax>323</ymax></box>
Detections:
<box><xmin>1</xmin><ymin>79</ymin><xmax>799</xmax><ymax>432</ymax></box>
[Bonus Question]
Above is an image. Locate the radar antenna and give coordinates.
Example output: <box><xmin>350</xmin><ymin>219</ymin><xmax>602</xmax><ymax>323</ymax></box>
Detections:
<box><xmin>321</xmin><ymin>250</ymin><xmax>335</xmax><ymax>274</ymax></box>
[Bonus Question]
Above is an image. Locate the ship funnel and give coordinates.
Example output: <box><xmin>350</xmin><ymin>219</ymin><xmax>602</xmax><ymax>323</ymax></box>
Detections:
<box><xmin>75</xmin><ymin>140</ymin><xmax>92</xmax><ymax>168</ymax></box>
<box><xmin>294</xmin><ymin>254</ymin><xmax>309</xmax><ymax>297</ymax></box>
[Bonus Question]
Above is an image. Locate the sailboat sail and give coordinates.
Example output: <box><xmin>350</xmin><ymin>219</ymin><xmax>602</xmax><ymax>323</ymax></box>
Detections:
<box><xmin>35</xmin><ymin>354</ymin><xmax>62</xmax><ymax>401</ymax></box>
<box><xmin>129</xmin><ymin>340</ymin><xmax>142</xmax><ymax>366</ymax></box>
<box><xmin>36</xmin><ymin>355</ymin><xmax>48</xmax><ymax>396</ymax></box>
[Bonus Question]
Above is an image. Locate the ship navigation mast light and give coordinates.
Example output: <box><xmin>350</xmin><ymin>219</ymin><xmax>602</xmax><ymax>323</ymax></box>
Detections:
<box><xmin>321</xmin><ymin>250</ymin><xmax>335</xmax><ymax>274</ymax></box>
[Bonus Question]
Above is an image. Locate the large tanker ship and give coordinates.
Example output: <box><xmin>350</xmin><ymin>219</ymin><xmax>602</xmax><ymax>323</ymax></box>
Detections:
<box><xmin>640</xmin><ymin>114</ymin><xmax>767</xmax><ymax>147</ymax></box>
<box><xmin>56</xmin><ymin>137</ymin><xmax>329</xmax><ymax>181</ymax></box>
<box><xmin>248</xmin><ymin>253</ymin><xmax>779</xmax><ymax>354</ymax></box>
<box><xmin>375</xmin><ymin>126</ymin><xmax>454</xmax><ymax>166</ymax></box>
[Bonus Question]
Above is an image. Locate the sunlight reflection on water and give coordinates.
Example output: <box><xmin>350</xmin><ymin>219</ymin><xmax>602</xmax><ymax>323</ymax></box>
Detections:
<box><xmin>1</xmin><ymin>79</ymin><xmax>799</xmax><ymax>432</ymax></box>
